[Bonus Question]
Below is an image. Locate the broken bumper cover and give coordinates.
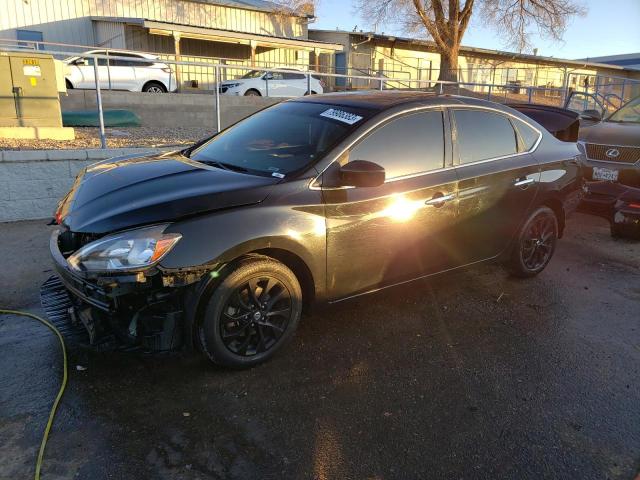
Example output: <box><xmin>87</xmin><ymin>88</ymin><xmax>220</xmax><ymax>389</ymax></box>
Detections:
<box><xmin>43</xmin><ymin>229</ymin><xmax>193</xmax><ymax>352</ymax></box>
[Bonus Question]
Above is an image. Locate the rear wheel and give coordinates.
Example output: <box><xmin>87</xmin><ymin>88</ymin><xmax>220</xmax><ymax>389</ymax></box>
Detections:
<box><xmin>143</xmin><ymin>81</ymin><xmax>167</xmax><ymax>93</ymax></box>
<box><xmin>65</xmin><ymin>79</ymin><xmax>74</xmax><ymax>90</ymax></box>
<box><xmin>198</xmin><ymin>257</ymin><xmax>302</xmax><ymax>368</ymax></box>
<box><xmin>244</xmin><ymin>89</ymin><xmax>261</xmax><ymax>96</ymax></box>
<box><xmin>509</xmin><ymin>206</ymin><xmax>558</xmax><ymax>277</ymax></box>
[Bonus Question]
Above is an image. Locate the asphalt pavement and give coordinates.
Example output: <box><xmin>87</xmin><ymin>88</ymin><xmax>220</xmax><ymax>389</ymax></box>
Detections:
<box><xmin>0</xmin><ymin>213</ymin><xmax>639</xmax><ymax>480</ymax></box>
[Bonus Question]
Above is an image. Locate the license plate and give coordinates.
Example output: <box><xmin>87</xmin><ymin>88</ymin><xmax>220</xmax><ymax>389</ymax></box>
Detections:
<box><xmin>592</xmin><ymin>167</ymin><xmax>619</xmax><ymax>181</ymax></box>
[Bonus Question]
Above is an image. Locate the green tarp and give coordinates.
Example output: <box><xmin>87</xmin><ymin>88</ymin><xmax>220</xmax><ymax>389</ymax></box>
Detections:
<box><xmin>62</xmin><ymin>109</ymin><xmax>141</xmax><ymax>127</ymax></box>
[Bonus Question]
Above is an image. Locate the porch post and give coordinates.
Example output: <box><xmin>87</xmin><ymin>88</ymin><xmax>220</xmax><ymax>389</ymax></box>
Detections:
<box><xmin>173</xmin><ymin>31</ymin><xmax>182</xmax><ymax>92</ymax></box>
<box><xmin>250</xmin><ymin>40</ymin><xmax>257</xmax><ymax>67</ymax></box>
<box><xmin>313</xmin><ymin>48</ymin><xmax>320</xmax><ymax>72</ymax></box>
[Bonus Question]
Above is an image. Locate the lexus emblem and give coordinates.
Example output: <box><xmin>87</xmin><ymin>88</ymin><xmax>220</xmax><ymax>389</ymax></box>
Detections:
<box><xmin>605</xmin><ymin>148</ymin><xmax>620</xmax><ymax>158</ymax></box>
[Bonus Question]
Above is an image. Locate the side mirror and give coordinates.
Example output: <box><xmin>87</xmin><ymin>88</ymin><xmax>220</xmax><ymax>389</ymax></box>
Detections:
<box><xmin>581</xmin><ymin>109</ymin><xmax>602</xmax><ymax>122</ymax></box>
<box><xmin>339</xmin><ymin>160</ymin><xmax>385</xmax><ymax>188</ymax></box>
<box><xmin>263</xmin><ymin>73</ymin><xmax>274</xmax><ymax>80</ymax></box>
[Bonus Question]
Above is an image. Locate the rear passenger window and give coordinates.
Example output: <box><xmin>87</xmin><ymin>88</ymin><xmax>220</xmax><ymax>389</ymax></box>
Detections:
<box><xmin>283</xmin><ymin>72</ymin><xmax>305</xmax><ymax>80</ymax></box>
<box><xmin>512</xmin><ymin>118</ymin><xmax>540</xmax><ymax>152</ymax></box>
<box><xmin>349</xmin><ymin>111</ymin><xmax>445</xmax><ymax>179</ymax></box>
<box><xmin>454</xmin><ymin>110</ymin><xmax>518</xmax><ymax>163</ymax></box>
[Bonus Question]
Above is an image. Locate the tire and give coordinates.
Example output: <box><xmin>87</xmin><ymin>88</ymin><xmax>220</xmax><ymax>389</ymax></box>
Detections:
<box><xmin>198</xmin><ymin>257</ymin><xmax>302</xmax><ymax>368</ymax></box>
<box><xmin>244</xmin><ymin>89</ymin><xmax>261</xmax><ymax>96</ymax></box>
<box><xmin>610</xmin><ymin>223</ymin><xmax>622</xmax><ymax>238</ymax></box>
<box><xmin>509</xmin><ymin>206</ymin><xmax>558</xmax><ymax>278</ymax></box>
<box><xmin>65</xmin><ymin>79</ymin><xmax>74</xmax><ymax>90</ymax></box>
<box><xmin>143</xmin><ymin>81</ymin><xmax>167</xmax><ymax>93</ymax></box>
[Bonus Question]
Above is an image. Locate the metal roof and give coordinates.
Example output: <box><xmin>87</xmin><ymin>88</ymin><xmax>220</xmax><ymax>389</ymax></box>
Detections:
<box><xmin>189</xmin><ymin>0</ymin><xmax>309</xmax><ymax>17</ymax></box>
<box><xmin>310</xmin><ymin>29</ymin><xmax>637</xmax><ymax>72</ymax></box>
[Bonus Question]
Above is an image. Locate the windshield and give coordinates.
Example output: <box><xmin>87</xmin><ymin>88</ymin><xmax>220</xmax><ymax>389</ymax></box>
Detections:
<box><xmin>241</xmin><ymin>70</ymin><xmax>265</xmax><ymax>79</ymax></box>
<box><xmin>190</xmin><ymin>102</ymin><xmax>371</xmax><ymax>177</ymax></box>
<box><xmin>608</xmin><ymin>96</ymin><xmax>640</xmax><ymax>123</ymax></box>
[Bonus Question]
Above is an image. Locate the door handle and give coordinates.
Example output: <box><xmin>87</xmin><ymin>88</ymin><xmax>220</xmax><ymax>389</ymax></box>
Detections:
<box><xmin>514</xmin><ymin>178</ymin><xmax>535</xmax><ymax>187</ymax></box>
<box><xmin>425</xmin><ymin>193</ymin><xmax>454</xmax><ymax>206</ymax></box>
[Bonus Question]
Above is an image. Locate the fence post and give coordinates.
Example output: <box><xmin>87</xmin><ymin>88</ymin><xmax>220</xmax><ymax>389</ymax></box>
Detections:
<box><xmin>527</xmin><ymin>87</ymin><xmax>533</xmax><ymax>104</ymax></box>
<box><xmin>106</xmin><ymin>50</ymin><xmax>112</xmax><ymax>90</ymax></box>
<box><xmin>379</xmin><ymin>73</ymin><xmax>384</xmax><ymax>91</ymax></box>
<box><xmin>265</xmin><ymin>74</ymin><xmax>269</xmax><ymax>97</ymax></box>
<box><xmin>215</xmin><ymin>65</ymin><xmax>221</xmax><ymax>133</ymax></box>
<box><xmin>93</xmin><ymin>58</ymin><xmax>107</xmax><ymax>149</ymax></box>
<box><xmin>307</xmin><ymin>72</ymin><xmax>311</xmax><ymax>95</ymax></box>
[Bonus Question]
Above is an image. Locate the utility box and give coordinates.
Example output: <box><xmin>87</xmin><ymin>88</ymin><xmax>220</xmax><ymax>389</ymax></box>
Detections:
<box><xmin>0</xmin><ymin>50</ymin><xmax>74</xmax><ymax>139</ymax></box>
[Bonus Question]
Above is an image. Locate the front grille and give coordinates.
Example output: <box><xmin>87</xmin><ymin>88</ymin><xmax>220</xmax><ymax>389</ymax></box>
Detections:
<box><xmin>40</xmin><ymin>275</ymin><xmax>90</xmax><ymax>344</ymax></box>
<box><xmin>586</xmin><ymin>143</ymin><xmax>640</xmax><ymax>164</ymax></box>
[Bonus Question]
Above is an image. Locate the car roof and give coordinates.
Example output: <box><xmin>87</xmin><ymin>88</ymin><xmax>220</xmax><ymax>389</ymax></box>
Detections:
<box><xmin>84</xmin><ymin>49</ymin><xmax>159</xmax><ymax>60</ymax></box>
<box><xmin>292</xmin><ymin>90</ymin><xmax>513</xmax><ymax>112</ymax></box>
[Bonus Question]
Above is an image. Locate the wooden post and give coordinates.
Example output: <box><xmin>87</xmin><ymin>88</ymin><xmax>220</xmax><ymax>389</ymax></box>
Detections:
<box><xmin>313</xmin><ymin>48</ymin><xmax>320</xmax><ymax>72</ymax></box>
<box><xmin>173</xmin><ymin>32</ymin><xmax>182</xmax><ymax>92</ymax></box>
<box><xmin>250</xmin><ymin>40</ymin><xmax>257</xmax><ymax>67</ymax></box>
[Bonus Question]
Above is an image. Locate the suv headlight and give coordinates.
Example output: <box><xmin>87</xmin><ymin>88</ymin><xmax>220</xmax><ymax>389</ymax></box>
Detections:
<box><xmin>223</xmin><ymin>83</ymin><xmax>241</xmax><ymax>88</ymax></box>
<box><xmin>68</xmin><ymin>224</ymin><xmax>181</xmax><ymax>272</ymax></box>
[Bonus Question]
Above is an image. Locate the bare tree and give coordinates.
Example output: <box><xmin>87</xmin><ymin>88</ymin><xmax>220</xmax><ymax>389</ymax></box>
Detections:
<box><xmin>354</xmin><ymin>0</ymin><xmax>586</xmax><ymax>82</ymax></box>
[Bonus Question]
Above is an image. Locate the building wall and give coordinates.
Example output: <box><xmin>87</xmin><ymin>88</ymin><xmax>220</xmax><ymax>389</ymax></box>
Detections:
<box><xmin>0</xmin><ymin>0</ymin><xmax>307</xmax><ymax>47</ymax></box>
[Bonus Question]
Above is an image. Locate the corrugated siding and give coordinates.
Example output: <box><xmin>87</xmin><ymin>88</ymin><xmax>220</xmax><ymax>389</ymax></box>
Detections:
<box><xmin>1</xmin><ymin>0</ymin><xmax>305</xmax><ymax>44</ymax></box>
<box><xmin>94</xmin><ymin>21</ymin><xmax>126</xmax><ymax>48</ymax></box>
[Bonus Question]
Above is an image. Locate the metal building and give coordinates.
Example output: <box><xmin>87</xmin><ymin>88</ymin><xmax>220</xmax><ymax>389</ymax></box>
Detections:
<box><xmin>0</xmin><ymin>0</ymin><xmax>343</xmax><ymax>85</ymax></box>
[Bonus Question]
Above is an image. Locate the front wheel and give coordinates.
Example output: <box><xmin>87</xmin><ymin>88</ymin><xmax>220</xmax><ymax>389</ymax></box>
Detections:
<box><xmin>509</xmin><ymin>206</ymin><xmax>558</xmax><ymax>277</ymax></box>
<box><xmin>198</xmin><ymin>257</ymin><xmax>302</xmax><ymax>368</ymax></box>
<box><xmin>143</xmin><ymin>81</ymin><xmax>167</xmax><ymax>93</ymax></box>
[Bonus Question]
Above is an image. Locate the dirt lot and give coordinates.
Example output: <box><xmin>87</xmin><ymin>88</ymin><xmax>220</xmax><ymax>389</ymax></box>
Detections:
<box><xmin>0</xmin><ymin>127</ymin><xmax>212</xmax><ymax>151</ymax></box>
<box><xmin>0</xmin><ymin>213</ymin><xmax>638</xmax><ymax>479</ymax></box>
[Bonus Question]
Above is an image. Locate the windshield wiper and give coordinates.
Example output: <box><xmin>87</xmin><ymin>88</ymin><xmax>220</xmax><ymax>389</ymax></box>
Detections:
<box><xmin>199</xmin><ymin>159</ymin><xmax>250</xmax><ymax>173</ymax></box>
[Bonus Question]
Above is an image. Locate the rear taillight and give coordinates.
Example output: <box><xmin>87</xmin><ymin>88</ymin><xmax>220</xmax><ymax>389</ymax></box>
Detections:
<box><xmin>628</xmin><ymin>203</ymin><xmax>640</xmax><ymax>209</ymax></box>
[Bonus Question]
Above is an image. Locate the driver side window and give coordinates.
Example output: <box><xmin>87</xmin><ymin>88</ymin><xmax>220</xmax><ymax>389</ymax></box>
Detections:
<box><xmin>348</xmin><ymin>111</ymin><xmax>445</xmax><ymax>180</ymax></box>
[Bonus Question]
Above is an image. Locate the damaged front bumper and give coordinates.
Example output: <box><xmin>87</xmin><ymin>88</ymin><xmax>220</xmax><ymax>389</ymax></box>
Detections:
<box><xmin>42</xmin><ymin>229</ymin><xmax>206</xmax><ymax>352</ymax></box>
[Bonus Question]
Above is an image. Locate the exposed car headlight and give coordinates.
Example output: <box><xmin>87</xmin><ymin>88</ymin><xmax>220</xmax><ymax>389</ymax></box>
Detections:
<box><xmin>68</xmin><ymin>224</ymin><xmax>181</xmax><ymax>272</ymax></box>
<box><xmin>223</xmin><ymin>83</ymin><xmax>241</xmax><ymax>88</ymax></box>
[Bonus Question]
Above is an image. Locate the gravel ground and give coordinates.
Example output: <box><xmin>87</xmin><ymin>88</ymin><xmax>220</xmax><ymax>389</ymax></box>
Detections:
<box><xmin>0</xmin><ymin>127</ymin><xmax>214</xmax><ymax>151</ymax></box>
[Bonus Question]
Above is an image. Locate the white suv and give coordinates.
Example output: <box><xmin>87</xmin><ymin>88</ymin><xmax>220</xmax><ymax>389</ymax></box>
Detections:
<box><xmin>64</xmin><ymin>50</ymin><xmax>176</xmax><ymax>93</ymax></box>
<box><xmin>219</xmin><ymin>68</ymin><xmax>325</xmax><ymax>97</ymax></box>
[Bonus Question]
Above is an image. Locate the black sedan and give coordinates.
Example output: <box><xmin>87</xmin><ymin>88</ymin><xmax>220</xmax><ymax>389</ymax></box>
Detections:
<box><xmin>45</xmin><ymin>92</ymin><xmax>583</xmax><ymax>367</ymax></box>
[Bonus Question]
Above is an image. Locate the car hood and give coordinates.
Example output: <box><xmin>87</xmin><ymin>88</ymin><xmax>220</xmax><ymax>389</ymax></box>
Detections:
<box><xmin>579</xmin><ymin>121</ymin><xmax>640</xmax><ymax>145</ymax></box>
<box><xmin>58</xmin><ymin>151</ymin><xmax>279</xmax><ymax>233</ymax></box>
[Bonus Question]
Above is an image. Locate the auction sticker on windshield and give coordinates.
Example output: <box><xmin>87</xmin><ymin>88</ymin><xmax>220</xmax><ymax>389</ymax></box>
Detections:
<box><xmin>320</xmin><ymin>109</ymin><xmax>363</xmax><ymax>125</ymax></box>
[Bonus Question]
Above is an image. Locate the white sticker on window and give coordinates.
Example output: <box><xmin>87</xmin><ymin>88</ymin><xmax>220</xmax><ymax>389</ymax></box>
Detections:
<box><xmin>271</xmin><ymin>172</ymin><xmax>285</xmax><ymax>179</ymax></box>
<box><xmin>320</xmin><ymin>108</ymin><xmax>363</xmax><ymax>125</ymax></box>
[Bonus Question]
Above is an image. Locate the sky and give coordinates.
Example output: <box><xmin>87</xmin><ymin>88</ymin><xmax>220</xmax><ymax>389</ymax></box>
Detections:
<box><xmin>313</xmin><ymin>0</ymin><xmax>640</xmax><ymax>60</ymax></box>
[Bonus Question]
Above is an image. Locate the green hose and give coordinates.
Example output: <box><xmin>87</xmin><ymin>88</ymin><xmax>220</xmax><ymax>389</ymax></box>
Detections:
<box><xmin>0</xmin><ymin>309</ymin><xmax>68</xmax><ymax>480</ymax></box>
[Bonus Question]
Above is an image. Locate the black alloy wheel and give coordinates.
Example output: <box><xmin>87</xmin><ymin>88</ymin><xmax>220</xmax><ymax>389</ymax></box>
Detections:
<box><xmin>199</xmin><ymin>257</ymin><xmax>302</xmax><ymax>367</ymax></box>
<box><xmin>510</xmin><ymin>206</ymin><xmax>558</xmax><ymax>277</ymax></box>
<box><xmin>220</xmin><ymin>276</ymin><xmax>292</xmax><ymax>356</ymax></box>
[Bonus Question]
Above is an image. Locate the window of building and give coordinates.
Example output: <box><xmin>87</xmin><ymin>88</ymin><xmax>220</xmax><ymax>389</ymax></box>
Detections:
<box><xmin>453</xmin><ymin>109</ymin><xmax>518</xmax><ymax>163</ymax></box>
<box><xmin>17</xmin><ymin>29</ymin><xmax>44</xmax><ymax>50</ymax></box>
<box><xmin>349</xmin><ymin>111</ymin><xmax>445</xmax><ymax>179</ymax></box>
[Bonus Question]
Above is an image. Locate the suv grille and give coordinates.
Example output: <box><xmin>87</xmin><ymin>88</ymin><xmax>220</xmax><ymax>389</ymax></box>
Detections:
<box><xmin>585</xmin><ymin>143</ymin><xmax>640</xmax><ymax>164</ymax></box>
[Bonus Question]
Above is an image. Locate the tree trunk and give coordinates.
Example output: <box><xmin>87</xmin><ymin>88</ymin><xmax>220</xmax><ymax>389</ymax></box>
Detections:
<box><xmin>437</xmin><ymin>47</ymin><xmax>459</xmax><ymax>84</ymax></box>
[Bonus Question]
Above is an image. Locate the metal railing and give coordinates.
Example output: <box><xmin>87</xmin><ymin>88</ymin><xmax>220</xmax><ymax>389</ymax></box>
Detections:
<box><xmin>0</xmin><ymin>42</ymin><xmax>629</xmax><ymax>149</ymax></box>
